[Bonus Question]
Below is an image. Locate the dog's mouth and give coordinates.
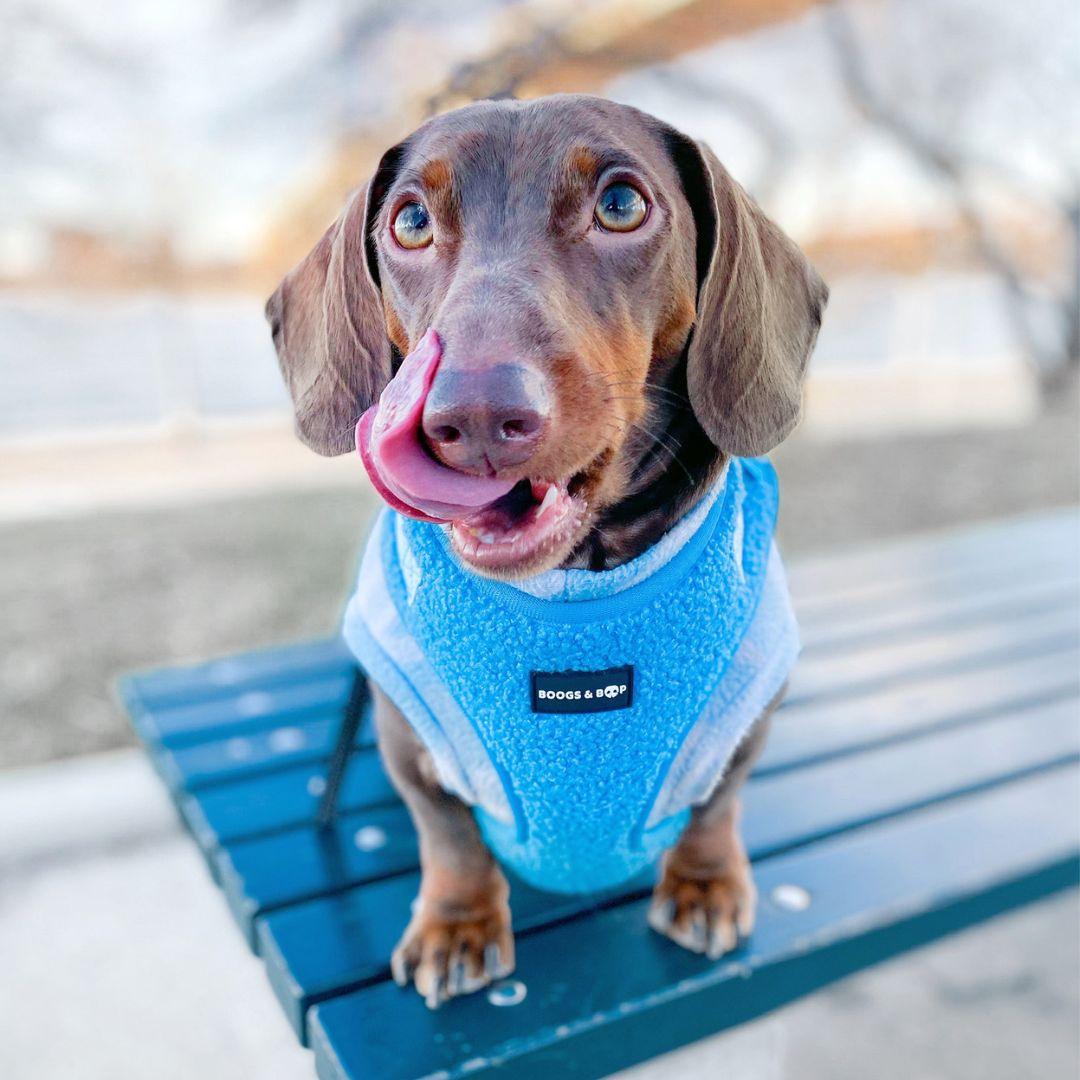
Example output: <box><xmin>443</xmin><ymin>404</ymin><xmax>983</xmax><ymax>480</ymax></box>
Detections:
<box><xmin>356</xmin><ymin>329</ymin><xmax>590</xmax><ymax>574</ymax></box>
<box><xmin>449</xmin><ymin>474</ymin><xmax>588</xmax><ymax>572</ymax></box>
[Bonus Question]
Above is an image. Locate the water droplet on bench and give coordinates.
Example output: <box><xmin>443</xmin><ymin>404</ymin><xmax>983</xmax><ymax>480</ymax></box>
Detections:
<box><xmin>306</xmin><ymin>776</ymin><xmax>327</xmax><ymax>797</ymax></box>
<box><xmin>225</xmin><ymin>737</ymin><xmax>252</xmax><ymax>761</ymax></box>
<box><xmin>269</xmin><ymin>726</ymin><xmax>305</xmax><ymax>752</ymax></box>
<box><xmin>353</xmin><ymin>825</ymin><xmax>387</xmax><ymax>852</ymax></box>
<box><xmin>487</xmin><ymin>980</ymin><xmax>527</xmax><ymax>1007</ymax></box>
<box><xmin>236</xmin><ymin>691</ymin><xmax>274</xmax><ymax>717</ymax></box>
<box><xmin>771</xmin><ymin>883</ymin><xmax>812</xmax><ymax>911</ymax></box>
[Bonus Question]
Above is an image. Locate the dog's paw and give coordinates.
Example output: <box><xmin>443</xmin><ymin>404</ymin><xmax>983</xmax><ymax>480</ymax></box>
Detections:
<box><xmin>391</xmin><ymin>888</ymin><xmax>515</xmax><ymax>1009</ymax></box>
<box><xmin>648</xmin><ymin>855</ymin><xmax>756</xmax><ymax>960</ymax></box>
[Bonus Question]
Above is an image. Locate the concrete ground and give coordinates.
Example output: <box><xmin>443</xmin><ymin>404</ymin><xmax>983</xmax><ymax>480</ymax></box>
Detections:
<box><xmin>0</xmin><ymin>378</ymin><xmax>1077</xmax><ymax>1078</ymax></box>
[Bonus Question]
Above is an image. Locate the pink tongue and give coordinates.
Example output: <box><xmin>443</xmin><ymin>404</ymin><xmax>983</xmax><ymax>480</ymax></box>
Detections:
<box><xmin>355</xmin><ymin>329</ymin><xmax>516</xmax><ymax>522</ymax></box>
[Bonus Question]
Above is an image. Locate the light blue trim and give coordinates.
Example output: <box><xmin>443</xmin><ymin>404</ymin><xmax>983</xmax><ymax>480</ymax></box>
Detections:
<box><xmin>645</xmin><ymin>544</ymin><xmax>799</xmax><ymax>829</ymax></box>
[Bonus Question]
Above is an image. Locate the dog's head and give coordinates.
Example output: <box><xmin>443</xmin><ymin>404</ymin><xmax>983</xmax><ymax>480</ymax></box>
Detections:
<box><xmin>267</xmin><ymin>95</ymin><xmax>826</xmax><ymax>577</ymax></box>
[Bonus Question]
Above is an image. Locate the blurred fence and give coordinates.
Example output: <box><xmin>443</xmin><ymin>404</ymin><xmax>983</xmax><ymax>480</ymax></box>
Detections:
<box><xmin>0</xmin><ymin>268</ymin><xmax>1038</xmax><ymax>443</ymax></box>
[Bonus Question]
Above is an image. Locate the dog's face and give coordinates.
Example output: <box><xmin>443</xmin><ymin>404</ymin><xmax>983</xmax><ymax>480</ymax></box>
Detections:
<box><xmin>268</xmin><ymin>95</ymin><xmax>826</xmax><ymax>577</ymax></box>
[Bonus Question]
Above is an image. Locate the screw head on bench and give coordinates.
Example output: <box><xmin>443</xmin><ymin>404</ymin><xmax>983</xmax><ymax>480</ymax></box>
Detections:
<box><xmin>487</xmin><ymin>980</ymin><xmax>527</xmax><ymax>1007</ymax></box>
<box><xmin>306</xmin><ymin>776</ymin><xmax>327</xmax><ymax>797</ymax></box>
<box><xmin>353</xmin><ymin>825</ymin><xmax>388</xmax><ymax>852</ymax></box>
<box><xmin>771</xmin><ymin>883</ymin><xmax>812</xmax><ymax>911</ymax></box>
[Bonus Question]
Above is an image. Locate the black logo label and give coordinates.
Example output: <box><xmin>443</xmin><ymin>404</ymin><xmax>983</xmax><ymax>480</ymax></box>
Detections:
<box><xmin>530</xmin><ymin>665</ymin><xmax>634</xmax><ymax>714</ymax></box>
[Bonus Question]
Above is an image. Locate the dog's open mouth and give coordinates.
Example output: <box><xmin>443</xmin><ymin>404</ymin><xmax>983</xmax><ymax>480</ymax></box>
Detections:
<box><xmin>355</xmin><ymin>329</ymin><xmax>587</xmax><ymax>572</ymax></box>
<box><xmin>450</xmin><ymin>476</ymin><xmax>586</xmax><ymax>570</ymax></box>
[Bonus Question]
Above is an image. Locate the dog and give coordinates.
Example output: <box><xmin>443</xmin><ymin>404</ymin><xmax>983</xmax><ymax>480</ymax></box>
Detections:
<box><xmin>267</xmin><ymin>94</ymin><xmax>827</xmax><ymax>1009</ymax></box>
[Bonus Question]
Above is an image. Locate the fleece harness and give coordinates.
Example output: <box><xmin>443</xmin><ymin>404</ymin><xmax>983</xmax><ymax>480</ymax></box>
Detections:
<box><xmin>343</xmin><ymin>457</ymin><xmax>798</xmax><ymax>894</ymax></box>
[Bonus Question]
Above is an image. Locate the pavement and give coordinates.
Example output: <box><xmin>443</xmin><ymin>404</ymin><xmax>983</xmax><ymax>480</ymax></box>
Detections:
<box><xmin>0</xmin><ymin>751</ymin><xmax>313</xmax><ymax>1080</ymax></box>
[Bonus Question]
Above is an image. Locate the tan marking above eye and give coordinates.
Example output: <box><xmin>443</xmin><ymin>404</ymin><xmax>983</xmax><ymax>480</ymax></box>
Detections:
<box><xmin>594</xmin><ymin>183</ymin><xmax>648</xmax><ymax>233</ymax></box>
<box><xmin>393</xmin><ymin>202</ymin><xmax>433</xmax><ymax>249</ymax></box>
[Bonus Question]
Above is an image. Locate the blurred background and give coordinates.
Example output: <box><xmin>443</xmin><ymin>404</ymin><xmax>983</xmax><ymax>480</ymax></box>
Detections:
<box><xmin>1</xmin><ymin>1</ymin><xmax>1077</xmax><ymax>1077</ymax></box>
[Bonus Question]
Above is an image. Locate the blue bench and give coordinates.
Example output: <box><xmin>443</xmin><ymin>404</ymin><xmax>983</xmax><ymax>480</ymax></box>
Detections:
<box><xmin>120</xmin><ymin>511</ymin><xmax>1080</xmax><ymax>1079</ymax></box>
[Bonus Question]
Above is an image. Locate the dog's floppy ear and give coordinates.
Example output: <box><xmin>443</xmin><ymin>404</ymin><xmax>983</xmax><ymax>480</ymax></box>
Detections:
<box><xmin>667</xmin><ymin>134</ymin><xmax>828</xmax><ymax>457</ymax></box>
<box><xmin>266</xmin><ymin>151</ymin><xmax>402</xmax><ymax>456</ymax></box>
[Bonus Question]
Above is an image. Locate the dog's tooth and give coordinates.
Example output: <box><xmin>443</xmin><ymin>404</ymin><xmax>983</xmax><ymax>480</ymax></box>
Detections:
<box><xmin>538</xmin><ymin>484</ymin><xmax>559</xmax><ymax>514</ymax></box>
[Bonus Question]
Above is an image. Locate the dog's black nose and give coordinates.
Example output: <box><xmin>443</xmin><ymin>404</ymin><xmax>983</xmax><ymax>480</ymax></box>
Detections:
<box><xmin>422</xmin><ymin>364</ymin><xmax>551</xmax><ymax>473</ymax></box>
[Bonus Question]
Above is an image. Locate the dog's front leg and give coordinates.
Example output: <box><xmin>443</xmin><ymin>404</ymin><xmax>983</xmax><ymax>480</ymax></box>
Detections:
<box><xmin>648</xmin><ymin>702</ymin><xmax>777</xmax><ymax>960</ymax></box>
<box><xmin>373</xmin><ymin>685</ymin><xmax>514</xmax><ymax>1008</ymax></box>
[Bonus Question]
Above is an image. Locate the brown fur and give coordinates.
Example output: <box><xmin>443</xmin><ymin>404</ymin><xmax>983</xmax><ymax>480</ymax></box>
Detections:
<box><xmin>266</xmin><ymin>95</ymin><xmax>826</xmax><ymax>1006</ymax></box>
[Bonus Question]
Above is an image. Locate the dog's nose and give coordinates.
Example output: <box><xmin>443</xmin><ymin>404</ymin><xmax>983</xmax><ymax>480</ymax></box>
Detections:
<box><xmin>422</xmin><ymin>364</ymin><xmax>551</xmax><ymax>473</ymax></box>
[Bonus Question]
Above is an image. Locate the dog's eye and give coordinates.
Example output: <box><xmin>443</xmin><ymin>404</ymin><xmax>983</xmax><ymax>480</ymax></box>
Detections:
<box><xmin>594</xmin><ymin>183</ymin><xmax>648</xmax><ymax>232</ymax></box>
<box><xmin>392</xmin><ymin>202</ymin><xmax>433</xmax><ymax>249</ymax></box>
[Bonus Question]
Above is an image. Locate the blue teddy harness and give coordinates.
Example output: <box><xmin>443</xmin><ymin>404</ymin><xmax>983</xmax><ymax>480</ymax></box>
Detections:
<box><xmin>343</xmin><ymin>458</ymin><xmax>798</xmax><ymax>894</ymax></box>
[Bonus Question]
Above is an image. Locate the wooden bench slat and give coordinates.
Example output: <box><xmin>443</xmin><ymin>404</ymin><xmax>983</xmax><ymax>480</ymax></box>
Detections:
<box><xmin>787</xmin><ymin>509</ymin><xmax>1077</xmax><ymax>603</ymax></box>
<box><xmin>309</xmin><ymin>766</ymin><xmax>1080</xmax><ymax>1080</ymax></box>
<box><xmin>800</xmin><ymin>572</ymin><xmax>1076</xmax><ymax>653</ymax></box>
<box><xmin>748</xmin><ymin>697</ymin><xmax>1076</xmax><ymax>857</ymax></box>
<box><xmin>787</xmin><ymin>602</ymin><xmax>1077</xmax><ymax>705</ymax></box>
<box><xmin>155</xmin><ymin>710</ymin><xmax>375</xmax><ymax>793</ymax></box>
<box><xmin>120</xmin><ymin>637</ymin><xmax>353</xmax><ymax>712</ymax></box>
<box><xmin>259</xmin><ymin>867</ymin><xmax>646</xmax><ymax>1042</ymax></box>
<box><xmin>230</xmin><ymin>694</ymin><xmax>1076</xmax><ymax>953</ymax></box>
<box><xmin>180</xmin><ymin>749</ymin><xmax>396</xmax><ymax>849</ymax></box>
<box><xmin>794</xmin><ymin>549</ymin><xmax>1078</xmax><ymax>624</ymax></box>
<box><xmin>136</xmin><ymin>674</ymin><xmax>355</xmax><ymax>748</ymax></box>
<box><xmin>119</xmin><ymin>512</ymin><xmax>1076</xmax><ymax>723</ymax></box>
<box><xmin>764</xmin><ymin>646</ymin><xmax>1078</xmax><ymax>775</ymax></box>
<box><xmin>218</xmin><ymin>804</ymin><xmax>417</xmax><ymax>944</ymax></box>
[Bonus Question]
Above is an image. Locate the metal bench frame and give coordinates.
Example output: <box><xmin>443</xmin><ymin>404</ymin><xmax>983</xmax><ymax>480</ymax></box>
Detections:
<box><xmin>316</xmin><ymin>668</ymin><xmax>368</xmax><ymax>828</ymax></box>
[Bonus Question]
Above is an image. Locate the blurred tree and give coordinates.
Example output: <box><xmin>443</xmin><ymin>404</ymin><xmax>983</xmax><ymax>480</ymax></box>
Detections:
<box><xmin>824</xmin><ymin>0</ymin><xmax>1080</xmax><ymax>377</ymax></box>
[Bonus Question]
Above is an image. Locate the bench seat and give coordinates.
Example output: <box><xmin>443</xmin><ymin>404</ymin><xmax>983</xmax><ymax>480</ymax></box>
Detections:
<box><xmin>120</xmin><ymin>511</ymin><xmax>1080</xmax><ymax>1079</ymax></box>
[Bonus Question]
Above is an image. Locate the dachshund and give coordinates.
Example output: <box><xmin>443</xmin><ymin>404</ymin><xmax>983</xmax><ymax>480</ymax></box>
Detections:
<box><xmin>268</xmin><ymin>94</ymin><xmax>827</xmax><ymax>1008</ymax></box>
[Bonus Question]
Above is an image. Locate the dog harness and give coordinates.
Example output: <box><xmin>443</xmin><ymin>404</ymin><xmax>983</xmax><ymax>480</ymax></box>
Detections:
<box><xmin>343</xmin><ymin>457</ymin><xmax>799</xmax><ymax>894</ymax></box>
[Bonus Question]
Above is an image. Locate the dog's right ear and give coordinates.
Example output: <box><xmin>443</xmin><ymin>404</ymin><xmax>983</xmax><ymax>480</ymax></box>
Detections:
<box><xmin>664</xmin><ymin>132</ymin><xmax>828</xmax><ymax>458</ymax></box>
<box><xmin>266</xmin><ymin>150</ymin><xmax>402</xmax><ymax>456</ymax></box>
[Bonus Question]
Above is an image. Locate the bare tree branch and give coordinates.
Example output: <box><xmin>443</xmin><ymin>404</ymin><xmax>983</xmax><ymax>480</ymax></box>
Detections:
<box><xmin>824</xmin><ymin>0</ymin><xmax>1079</xmax><ymax>374</ymax></box>
<box><xmin>423</xmin><ymin>22</ymin><xmax>569</xmax><ymax>116</ymax></box>
<box><xmin>418</xmin><ymin>17</ymin><xmax>795</xmax><ymax>204</ymax></box>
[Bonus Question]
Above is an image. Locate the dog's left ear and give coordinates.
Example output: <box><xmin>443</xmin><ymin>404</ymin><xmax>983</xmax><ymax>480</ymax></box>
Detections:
<box><xmin>666</xmin><ymin>134</ymin><xmax>828</xmax><ymax>457</ymax></box>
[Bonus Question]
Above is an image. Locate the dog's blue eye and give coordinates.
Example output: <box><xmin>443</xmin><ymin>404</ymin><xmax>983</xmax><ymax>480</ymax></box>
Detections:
<box><xmin>595</xmin><ymin>183</ymin><xmax>648</xmax><ymax>232</ymax></box>
<box><xmin>393</xmin><ymin>201</ymin><xmax>433</xmax><ymax>249</ymax></box>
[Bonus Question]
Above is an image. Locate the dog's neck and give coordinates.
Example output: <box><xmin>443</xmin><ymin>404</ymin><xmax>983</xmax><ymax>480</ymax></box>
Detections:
<box><xmin>564</xmin><ymin>361</ymin><xmax>726</xmax><ymax>571</ymax></box>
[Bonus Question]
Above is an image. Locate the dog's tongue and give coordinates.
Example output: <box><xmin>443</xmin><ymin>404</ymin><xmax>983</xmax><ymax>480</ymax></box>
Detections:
<box><xmin>355</xmin><ymin>329</ymin><xmax>516</xmax><ymax>523</ymax></box>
